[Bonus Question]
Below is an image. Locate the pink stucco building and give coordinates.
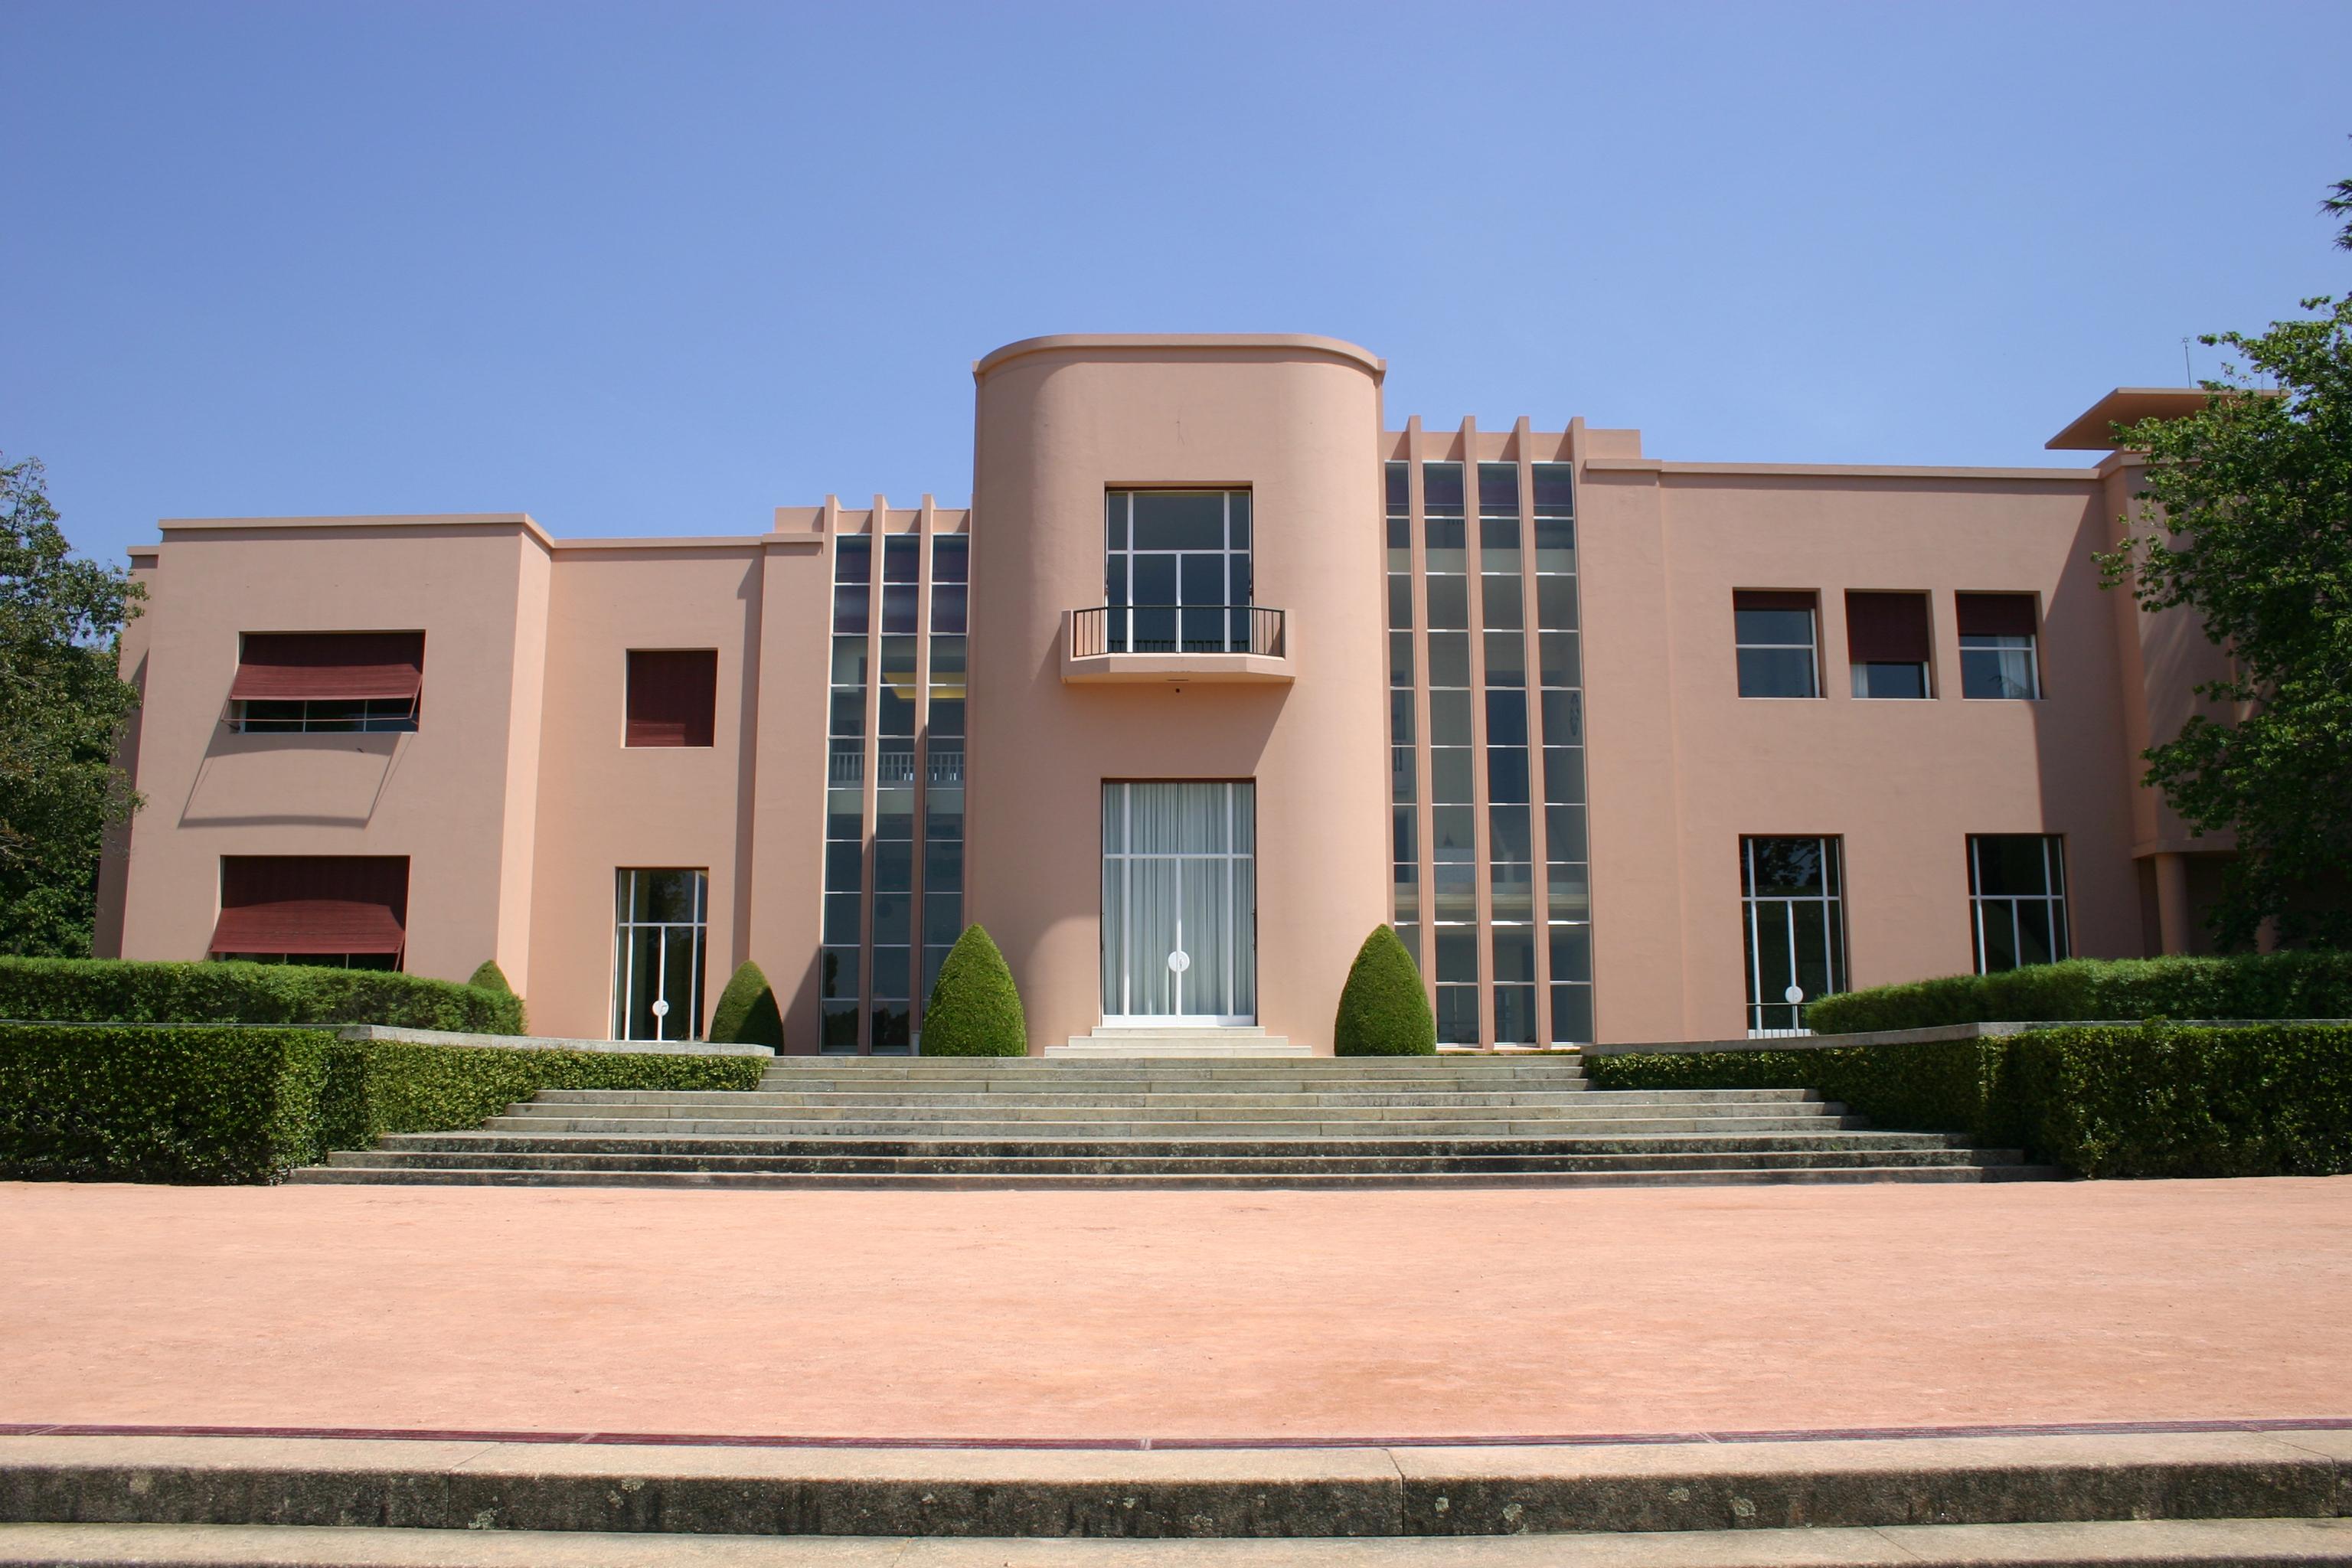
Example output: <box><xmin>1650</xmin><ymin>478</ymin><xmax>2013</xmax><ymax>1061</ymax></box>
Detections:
<box><xmin>93</xmin><ymin>336</ymin><xmax>2226</xmax><ymax>1052</ymax></box>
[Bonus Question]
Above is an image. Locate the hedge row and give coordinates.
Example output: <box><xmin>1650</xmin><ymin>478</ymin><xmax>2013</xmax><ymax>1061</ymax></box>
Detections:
<box><xmin>0</xmin><ymin>956</ymin><xmax>525</xmax><ymax>1034</ymax></box>
<box><xmin>1585</xmin><ymin>1023</ymin><xmax>2352</xmax><ymax>1178</ymax></box>
<box><xmin>1804</xmin><ymin>952</ymin><xmax>2352</xmax><ymax>1035</ymax></box>
<box><xmin>0</xmin><ymin>1024</ymin><xmax>763</xmax><ymax>1184</ymax></box>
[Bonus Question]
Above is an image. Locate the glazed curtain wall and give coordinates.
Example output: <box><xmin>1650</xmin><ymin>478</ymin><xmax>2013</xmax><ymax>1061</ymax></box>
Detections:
<box><xmin>821</xmin><ymin>516</ymin><xmax>969</xmax><ymax>1054</ymax></box>
<box><xmin>1387</xmin><ymin>452</ymin><xmax>1594</xmax><ymax>1046</ymax></box>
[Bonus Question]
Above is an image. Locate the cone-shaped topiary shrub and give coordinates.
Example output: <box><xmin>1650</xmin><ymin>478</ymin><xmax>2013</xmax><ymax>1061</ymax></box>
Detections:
<box><xmin>466</xmin><ymin>959</ymin><xmax>528</xmax><ymax>1034</ymax></box>
<box><xmin>1334</xmin><ymin>925</ymin><xmax>1436</xmax><ymax>1056</ymax></box>
<box><xmin>921</xmin><ymin>925</ymin><xmax>1027</xmax><ymax>1057</ymax></box>
<box><xmin>707</xmin><ymin>960</ymin><xmax>785</xmax><ymax>1049</ymax></box>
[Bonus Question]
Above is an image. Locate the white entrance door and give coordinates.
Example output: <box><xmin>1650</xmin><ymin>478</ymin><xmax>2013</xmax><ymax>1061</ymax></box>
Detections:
<box><xmin>1100</xmin><ymin>782</ymin><xmax>1256</xmax><ymax>1024</ymax></box>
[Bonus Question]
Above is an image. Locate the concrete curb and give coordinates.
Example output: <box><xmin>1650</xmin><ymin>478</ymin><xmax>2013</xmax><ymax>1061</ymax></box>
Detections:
<box><xmin>2</xmin><ymin>1429</ymin><xmax>2347</xmax><ymax>1539</ymax></box>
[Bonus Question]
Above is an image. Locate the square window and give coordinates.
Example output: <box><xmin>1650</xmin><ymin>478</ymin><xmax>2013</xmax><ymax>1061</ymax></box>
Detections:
<box><xmin>624</xmin><ymin>650</ymin><xmax>717</xmax><ymax>747</ymax></box>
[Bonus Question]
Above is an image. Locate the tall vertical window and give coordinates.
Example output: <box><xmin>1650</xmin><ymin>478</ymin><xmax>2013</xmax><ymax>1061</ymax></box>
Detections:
<box><xmin>1740</xmin><ymin>837</ymin><xmax>1844</xmax><ymax>1035</ymax></box>
<box><xmin>882</xmin><ymin>534</ymin><xmax>920</xmax><ymax>634</ymax></box>
<box><xmin>1532</xmin><ymin>463</ymin><xmax>1592</xmax><ymax>1044</ymax></box>
<box><xmin>1105</xmin><ymin>489</ymin><xmax>1253</xmax><ymax>652</ymax></box>
<box><xmin>822</xmin><ymin>538</ymin><xmax>871</xmax><ymax>1052</ymax></box>
<box><xmin>1479</xmin><ymin>462</ymin><xmax>1534</xmax><ymax>1043</ymax></box>
<box><xmin>1969</xmin><ymin>835</ymin><xmax>2069</xmax><ymax>972</ymax></box>
<box><xmin>1734</xmin><ymin>591</ymin><xmax>1820</xmax><ymax>698</ymax></box>
<box><xmin>872</xmin><ymin>628</ymin><xmax>918</xmax><ymax>1053</ymax></box>
<box><xmin>1422</xmin><ymin>462</ymin><xmax>1476</xmax><ymax>1043</ymax></box>
<box><xmin>922</xmin><ymin>531</ymin><xmax>969</xmax><ymax>1010</ymax></box>
<box><xmin>1846</xmin><ymin>592</ymin><xmax>1932</xmax><ymax>699</ymax></box>
<box><xmin>614</xmin><ymin>868</ymin><xmax>708</xmax><ymax>1041</ymax></box>
<box><xmin>1957</xmin><ymin>593</ymin><xmax>2042</xmax><ymax>699</ymax></box>
<box><xmin>1385</xmin><ymin>462</ymin><xmax>1419</xmax><ymax>967</ymax></box>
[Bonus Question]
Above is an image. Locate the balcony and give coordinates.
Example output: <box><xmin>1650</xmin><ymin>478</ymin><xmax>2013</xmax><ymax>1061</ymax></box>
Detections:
<box><xmin>1062</xmin><ymin>606</ymin><xmax>1293</xmax><ymax>685</ymax></box>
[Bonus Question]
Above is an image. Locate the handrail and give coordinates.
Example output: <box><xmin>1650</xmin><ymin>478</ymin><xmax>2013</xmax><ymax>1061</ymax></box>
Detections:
<box><xmin>1070</xmin><ymin>606</ymin><xmax>1285</xmax><ymax>658</ymax></box>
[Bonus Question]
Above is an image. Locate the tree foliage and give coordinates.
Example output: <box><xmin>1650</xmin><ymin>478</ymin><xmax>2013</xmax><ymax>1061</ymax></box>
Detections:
<box><xmin>707</xmin><ymin>959</ymin><xmax>783</xmax><ymax>1049</ymax></box>
<box><xmin>0</xmin><ymin>456</ymin><xmax>145</xmax><ymax>956</ymax></box>
<box><xmin>920</xmin><ymin>924</ymin><xmax>1027</xmax><ymax>1056</ymax></box>
<box><xmin>1333</xmin><ymin>925</ymin><xmax>1437</xmax><ymax>1055</ymax></box>
<box><xmin>2097</xmin><ymin>279</ymin><xmax>2352</xmax><ymax>949</ymax></box>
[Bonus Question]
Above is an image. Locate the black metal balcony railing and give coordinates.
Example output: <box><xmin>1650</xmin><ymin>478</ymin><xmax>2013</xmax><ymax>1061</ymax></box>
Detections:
<box><xmin>1071</xmin><ymin>605</ymin><xmax>1285</xmax><ymax>658</ymax></box>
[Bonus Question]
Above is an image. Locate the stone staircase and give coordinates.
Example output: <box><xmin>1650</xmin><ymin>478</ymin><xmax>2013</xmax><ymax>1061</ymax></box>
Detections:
<box><xmin>291</xmin><ymin>1057</ymin><xmax>2056</xmax><ymax>1189</ymax></box>
<box><xmin>1048</xmin><ymin>1025</ymin><xmax>1307</xmax><ymax>1056</ymax></box>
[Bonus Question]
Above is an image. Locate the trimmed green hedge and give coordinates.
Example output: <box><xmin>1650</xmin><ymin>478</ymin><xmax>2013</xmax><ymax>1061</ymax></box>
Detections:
<box><xmin>1805</xmin><ymin>952</ymin><xmax>2352</xmax><ymax>1035</ymax></box>
<box><xmin>319</xmin><ymin>1039</ymin><xmax>765</xmax><ymax>1151</ymax></box>
<box><xmin>0</xmin><ymin>1024</ymin><xmax>334</xmax><ymax>1182</ymax></box>
<box><xmin>1585</xmin><ymin>1023</ymin><xmax>2352</xmax><ymax>1178</ymax></box>
<box><xmin>921</xmin><ymin>925</ymin><xmax>1027</xmax><ymax>1056</ymax></box>
<box><xmin>707</xmin><ymin>960</ymin><xmax>785</xmax><ymax>1050</ymax></box>
<box><xmin>0</xmin><ymin>956</ymin><xmax>525</xmax><ymax>1034</ymax></box>
<box><xmin>1585</xmin><ymin>1037</ymin><xmax>1997</xmax><ymax>1140</ymax></box>
<box><xmin>1334</xmin><ymin>926</ymin><xmax>1437</xmax><ymax>1056</ymax></box>
<box><xmin>0</xmin><ymin>1024</ymin><xmax>764</xmax><ymax>1184</ymax></box>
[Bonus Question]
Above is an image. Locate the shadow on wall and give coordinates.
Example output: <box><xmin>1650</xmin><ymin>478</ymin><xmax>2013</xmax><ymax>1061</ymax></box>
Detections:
<box><xmin>179</xmin><ymin>730</ymin><xmax>410</xmax><ymax>830</ymax></box>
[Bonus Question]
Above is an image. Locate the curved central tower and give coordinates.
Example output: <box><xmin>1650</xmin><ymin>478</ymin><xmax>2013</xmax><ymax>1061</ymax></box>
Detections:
<box><xmin>966</xmin><ymin>335</ymin><xmax>1391</xmax><ymax>1053</ymax></box>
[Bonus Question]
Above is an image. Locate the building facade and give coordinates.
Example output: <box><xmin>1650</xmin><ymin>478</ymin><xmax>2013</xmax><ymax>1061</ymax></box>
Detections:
<box><xmin>94</xmin><ymin>337</ymin><xmax>2230</xmax><ymax>1051</ymax></box>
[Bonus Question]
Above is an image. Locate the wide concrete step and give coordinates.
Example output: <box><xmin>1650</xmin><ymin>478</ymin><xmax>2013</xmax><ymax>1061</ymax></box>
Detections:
<box><xmin>376</xmin><ymin>1129</ymin><xmax>1971</xmax><ymax>1158</ymax></box>
<box><xmin>533</xmin><ymin>1088</ymin><xmax>1658</xmax><ymax>1108</ymax></box>
<box><xmin>7</xmin><ymin>1516</ymin><xmax>2349</xmax><ymax>1566</ymax></box>
<box><xmin>476</xmin><ymin>1116</ymin><xmax>1865</xmax><ymax>1139</ymax></box>
<box><xmin>322</xmin><ymin>1145</ymin><xmax>2020</xmax><ymax>1175</ymax></box>
<box><xmin>499</xmin><ymin>1094</ymin><xmax>1824</xmax><ymax>1121</ymax></box>
<box><xmin>750</xmin><ymin>1068</ymin><xmax>1592</xmax><ymax>1086</ymax></box>
<box><xmin>290</xmin><ymin>1163</ymin><xmax>2057</xmax><ymax>1188</ymax></box>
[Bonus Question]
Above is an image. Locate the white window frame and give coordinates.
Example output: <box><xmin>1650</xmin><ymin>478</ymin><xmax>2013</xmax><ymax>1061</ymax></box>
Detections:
<box><xmin>1103</xmin><ymin>489</ymin><xmax>1253</xmax><ymax>653</ymax></box>
<box><xmin>1733</xmin><ymin>602</ymin><xmax>1821</xmax><ymax>699</ymax></box>
<box><xmin>1740</xmin><ymin>836</ymin><xmax>1846</xmax><ymax>1036</ymax></box>
<box><xmin>1959</xmin><ymin>633</ymin><xmax>2043</xmax><ymax>701</ymax></box>
<box><xmin>1969</xmin><ymin>835</ymin><xmax>2070</xmax><ymax>972</ymax></box>
<box><xmin>612</xmin><ymin>868</ymin><xmax>709</xmax><ymax>1042</ymax></box>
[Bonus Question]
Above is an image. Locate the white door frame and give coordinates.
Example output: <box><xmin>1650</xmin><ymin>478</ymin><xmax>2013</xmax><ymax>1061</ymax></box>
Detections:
<box><xmin>1101</xmin><ymin>781</ymin><xmax>1256</xmax><ymax>1026</ymax></box>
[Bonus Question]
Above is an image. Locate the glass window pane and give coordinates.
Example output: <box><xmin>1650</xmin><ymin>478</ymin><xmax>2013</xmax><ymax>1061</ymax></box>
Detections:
<box><xmin>931</xmin><ymin>534</ymin><xmax>969</xmax><ymax>583</ymax></box>
<box><xmin>1481</xmin><ymin>516</ymin><xmax>1521</xmax><ymax>570</ymax></box>
<box><xmin>1550</xmin><ymin>983</ymin><xmax>1593</xmax><ymax>1043</ymax></box>
<box><xmin>1426</xmin><ymin>632</ymin><xmax>1470</xmax><ymax>689</ymax></box>
<box><xmin>1547</xmin><ymin>862</ymin><xmax>1591</xmax><ymax>923</ymax></box>
<box><xmin>1390</xmin><ymin>688</ymin><xmax>1415</xmax><ymax>744</ymax></box>
<box><xmin>930</xmin><ymin>584</ymin><xmax>968</xmax><ymax>634</ymax></box>
<box><xmin>1550</xmin><ymin>923</ymin><xmax>1592</xmax><ymax>983</ymax></box>
<box><xmin>1392</xmin><ymin>864</ymin><xmax>1419</xmax><ymax>924</ymax></box>
<box><xmin>1391</xmin><ymin>745</ymin><xmax>1416</xmax><ymax>803</ymax></box>
<box><xmin>881</xmin><ymin>583</ymin><xmax>919</xmax><ymax>633</ymax></box>
<box><xmin>1492</xmin><ymin>985</ymin><xmax>1537</xmax><ymax>1044</ymax></box>
<box><xmin>923</xmin><ymin>892</ymin><xmax>964</xmax><ymax>946</ymax></box>
<box><xmin>1532</xmin><ymin>517</ymin><xmax>1575</xmax><ymax>573</ymax></box>
<box><xmin>1485</xmin><ymin>689</ymin><xmax>1528</xmax><ymax>746</ymax></box>
<box><xmin>1436</xmin><ymin>926</ymin><xmax>1478</xmax><ymax>982</ymax></box>
<box><xmin>825</xmin><ymin>841</ymin><xmax>863</xmax><ymax>892</ymax></box>
<box><xmin>1393</xmin><ymin>805</ymin><xmax>1416</xmax><ymax>863</ymax></box>
<box><xmin>1478</xmin><ymin>462</ymin><xmax>1519</xmax><ymax>515</ymax></box>
<box><xmin>1480</xmin><ymin>574</ymin><xmax>1523</xmax><ymax>630</ymax></box>
<box><xmin>1390</xmin><ymin>632</ymin><xmax>1415</xmax><ymax>688</ymax></box>
<box><xmin>1538</xmin><ymin>632</ymin><xmax>1581</xmax><ymax>688</ymax></box>
<box><xmin>1484</xmin><ymin>631</ymin><xmax>1525</xmax><ymax>687</ymax></box>
<box><xmin>1973</xmin><ymin>835</ymin><xmax>2053</xmax><ymax>897</ymax></box>
<box><xmin>834</xmin><ymin>536</ymin><xmax>870</xmax><ymax>584</ymax></box>
<box><xmin>1738</xmin><ymin>647</ymin><xmax>1817</xmax><ymax>698</ymax></box>
<box><xmin>821</xmin><ymin>1001</ymin><xmax>860</xmax><ymax>1052</ymax></box>
<box><xmin>1488</xmin><ymin>747</ymin><xmax>1530</xmax><ymax>804</ymax></box>
<box><xmin>1539</xmin><ymin>689</ymin><xmax>1583</xmax><ymax>745</ymax></box>
<box><xmin>1424</xmin><ymin>574</ymin><xmax>1468</xmax><ymax>631</ymax></box>
<box><xmin>1388</xmin><ymin>574</ymin><xmax>1413</xmax><ymax>630</ymax></box>
<box><xmin>1129</xmin><ymin>491</ymin><xmax>1227</xmax><ymax>550</ymax></box>
<box><xmin>883</xmin><ymin>535</ymin><xmax>919</xmax><ymax>583</ymax></box>
<box><xmin>1534</xmin><ymin>576</ymin><xmax>1578</xmax><ymax>630</ymax></box>
<box><xmin>1546</xmin><ymin>805</ymin><xmax>1589</xmax><ymax>865</ymax></box>
<box><xmin>1431</xmin><ymin>805</ymin><xmax>1476</xmax><ymax>862</ymax></box>
<box><xmin>873</xmin><ymin>839</ymin><xmax>913</xmax><ymax>893</ymax></box>
<box><xmin>1423</xmin><ymin>516</ymin><xmax>1465</xmax><ymax>573</ymax></box>
<box><xmin>1542</xmin><ymin>747</ymin><xmax>1586</xmax><ymax>805</ymax></box>
<box><xmin>1433</xmin><ymin>863</ymin><xmax>1475</xmax><ymax>922</ymax></box>
<box><xmin>1431</xmin><ymin>746</ymin><xmax>1474</xmax><ymax>804</ymax></box>
<box><xmin>1488</xmin><ymin>805</ymin><xmax>1532</xmax><ymax>862</ymax></box>
<box><xmin>823</xmin><ymin>892</ymin><xmax>861</xmax><ymax>944</ymax></box>
<box><xmin>1436</xmin><ymin>988</ymin><xmax>1479</xmax><ymax>1046</ymax></box>
<box><xmin>873</xmin><ymin>892</ymin><xmax>910</xmax><ymax>946</ymax></box>
<box><xmin>1421</xmin><ymin>462</ymin><xmax>1465</xmax><ymax>514</ymax></box>
<box><xmin>832</xmin><ymin>584</ymin><xmax>870</xmax><ymax>633</ymax></box>
<box><xmin>1429</xmin><ymin>690</ymin><xmax>1473</xmax><ymax>746</ymax></box>
<box><xmin>822</xmin><ymin>945</ymin><xmax>860</xmax><ymax>1000</ymax></box>
<box><xmin>1736</xmin><ymin>608</ymin><xmax>1815</xmax><ymax>645</ymax></box>
<box><xmin>1491</xmin><ymin>862</ymin><xmax>1534</xmax><ymax>923</ymax></box>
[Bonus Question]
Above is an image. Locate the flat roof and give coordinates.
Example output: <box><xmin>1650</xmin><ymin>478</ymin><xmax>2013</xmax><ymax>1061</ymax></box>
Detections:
<box><xmin>2047</xmin><ymin>388</ymin><xmax>2208</xmax><ymax>450</ymax></box>
<box><xmin>975</xmin><ymin>333</ymin><xmax>1385</xmax><ymax>380</ymax></box>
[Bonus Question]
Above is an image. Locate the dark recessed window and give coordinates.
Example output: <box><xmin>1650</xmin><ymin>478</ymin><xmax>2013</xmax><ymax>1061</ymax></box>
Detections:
<box><xmin>1969</xmin><ymin>835</ymin><xmax>2069</xmax><ymax>972</ymax></box>
<box><xmin>1733</xmin><ymin>592</ymin><xmax>1819</xmax><ymax>698</ymax></box>
<box><xmin>625</xmin><ymin>650</ymin><xmax>717</xmax><ymax>747</ymax></box>
<box><xmin>1957</xmin><ymin>593</ymin><xmax>2042</xmax><ymax>699</ymax></box>
<box><xmin>1845</xmin><ymin>591</ymin><xmax>1932</xmax><ymax>699</ymax></box>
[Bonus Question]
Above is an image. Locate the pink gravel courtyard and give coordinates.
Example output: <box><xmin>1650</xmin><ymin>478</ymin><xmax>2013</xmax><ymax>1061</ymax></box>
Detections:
<box><xmin>5</xmin><ymin>1176</ymin><xmax>2348</xmax><ymax>1442</ymax></box>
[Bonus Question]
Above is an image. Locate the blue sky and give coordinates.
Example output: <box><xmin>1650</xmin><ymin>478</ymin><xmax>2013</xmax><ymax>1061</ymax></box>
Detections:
<box><xmin>5</xmin><ymin>2</ymin><xmax>2347</xmax><ymax>565</ymax></box>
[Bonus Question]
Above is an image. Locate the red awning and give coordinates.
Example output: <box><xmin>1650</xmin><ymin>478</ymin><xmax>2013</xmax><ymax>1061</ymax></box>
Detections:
<box><xmin>209</xmin><ymin>900</ymin><xmax>408</xmax><ymax>955</ymax></box>
<box><xmin>229</xmin><ymin>632</ymin><xmax>424</xmax><ymax>702</ymax></box>
<box><xmin>209</xmin><ymin>856</ymin><xmax>410</xmax><ymax>956</ymax></box>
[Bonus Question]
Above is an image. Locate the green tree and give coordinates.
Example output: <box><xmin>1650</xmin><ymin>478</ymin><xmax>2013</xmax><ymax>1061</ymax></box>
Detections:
<box><xmin>920</xmin><ymin>925</ymin><xmax>1027</xmax><ymax>1056</ymax></box>
<box><xmin>707</xmin><ymin>959</ymin><xmax>783</xmax><ymax>1049</ymax></box>
<box><xmin>1333</xmin><ymin>925</ymin><xmax>1436</xmax><ymax>1055</ymax></box>
<box><xmin>2098</xmin><ymin>279</ymin><xmax>2352</xmax><ymax>949</ymax></box>
<box><xmin>466</xmin><ymin>959</ymin><xmax>530</xmax><ymax>1034</ymax></box>
<box><xmin>0</xmin><ymin>456</ymin><xmax>144</xmax><ymax>957</ymax></box>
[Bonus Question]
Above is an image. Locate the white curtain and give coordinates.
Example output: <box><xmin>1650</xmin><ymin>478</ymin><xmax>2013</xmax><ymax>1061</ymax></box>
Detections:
<box><xmin>1102</xmin><ymin>782</ymin><xmax>1256</xmax><ymax>1020</ymax></box>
